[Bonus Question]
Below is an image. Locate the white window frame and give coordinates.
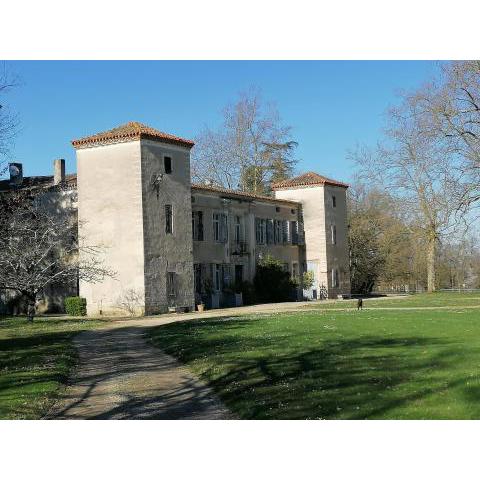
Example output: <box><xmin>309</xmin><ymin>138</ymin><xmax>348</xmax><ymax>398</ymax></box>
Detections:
<box><xmin>256</xmin><ymin>218</ymin><xmax>267</xmax><ymax>245</ymax></box>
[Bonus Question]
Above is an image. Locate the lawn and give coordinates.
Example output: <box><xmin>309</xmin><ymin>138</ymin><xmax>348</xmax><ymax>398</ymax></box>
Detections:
<box><xmin>302</xmin><ymin>291</ymin><xmax>480</xmax><ymax>310</ymax></box>
<box><xmin>0</xmin><ymin>316</ymin><xmax>102</xmax><ymax>419</ymax></box>
<box><xmin>149</xmin><ymin>296</ymin><xmax>480</xmax><ymax>419</ymax></box>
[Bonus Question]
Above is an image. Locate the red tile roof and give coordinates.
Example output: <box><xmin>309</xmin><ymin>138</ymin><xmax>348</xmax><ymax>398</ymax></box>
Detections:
<box><xmin>191</xmin><ymin>183</ymin><xmax>300</xmax><ymax>206</ymax></box>
<box><xmin>72</xmin><ymin>121</ymin><xmax>195</xmax><ymax>149</ymax></box>
<box><xmin>271</xmin><ymin>171</ymin><xmax>349</xmax><ymax>190</ymax></box>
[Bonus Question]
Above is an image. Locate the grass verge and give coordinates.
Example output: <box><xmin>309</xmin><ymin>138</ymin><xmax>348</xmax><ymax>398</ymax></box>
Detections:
<box><xmin>0</xmin><ymin>316</ymin><xmax>103</xmax><ymax>419</ymax></box>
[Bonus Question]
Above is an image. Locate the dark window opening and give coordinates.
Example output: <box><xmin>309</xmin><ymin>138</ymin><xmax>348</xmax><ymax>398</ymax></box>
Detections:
<box><xmin>332</xmin><ymin>195</ymin><xmax>337</xmax><ymax>208</ymax></box>
<box><xmin>192</xmin><ymin>211</ymin><xmax>204</xmax><ymax>241</ymax></box>
<box><xmin>165</xmin><ymin>204</ymin><xmax>173</xmax><ymax>234</ymax></box>
<box><xmin>164</xmin><ymin>156</ymin><xmax>172</xmax><ymax>174</ymax></box>
<box><xmin>235</xmin><ymin>265</ymin><xmax>244</xmax><ymax>284</ymax></box>
<box><xmin>167</xmin><ymin>271</ymin><xmax>176</xmax><ymax>297</ymax></box>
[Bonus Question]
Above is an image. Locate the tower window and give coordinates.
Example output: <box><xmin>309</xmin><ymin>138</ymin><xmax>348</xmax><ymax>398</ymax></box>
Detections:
<box><xmin>165</xmin><ymin>204</ymin><xmax>173</xmax><ymax>234</ymax></box>
<box><xmin>332</xmin><ymin>195</ymin><xmax>336</xmax><ymax>207</ymax></box>
<box><xmin>332</xmin><ymin>268</ymin><xmax>339</xmax><ymax>288</ymax></box>
<box><xmin>164</xmin><ymin>156</ymin><xmax>172</xmax><ymax>174</ymax></box>
<box><xmin>331</xmin><ymin>224</ymin><xmax>337</xmax><ymax>245</ymax></box>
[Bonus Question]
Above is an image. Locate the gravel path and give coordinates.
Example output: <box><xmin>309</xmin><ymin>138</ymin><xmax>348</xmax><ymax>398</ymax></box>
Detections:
<box><xmin>50</xmin><ymin>325</ymin><xmax>231</xmax><ymax>420</ymax></box>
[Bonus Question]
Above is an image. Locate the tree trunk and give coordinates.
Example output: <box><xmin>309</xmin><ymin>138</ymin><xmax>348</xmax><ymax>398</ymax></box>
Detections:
<box><xmin>26</xmin><ymin>291</ymin><xmax>36</xmax><ymax>322</ymax></box>
<box><xmin>427</xmin><ymin>234</ymin><xmax>436</xmax><ymax>292</ymax></box>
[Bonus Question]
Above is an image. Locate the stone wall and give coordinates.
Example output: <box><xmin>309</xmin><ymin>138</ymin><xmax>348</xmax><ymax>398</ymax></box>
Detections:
<box><xmin>140</xmin><ymin>139</ymin><xmax>195</xmax><ymax>314</ymax></box>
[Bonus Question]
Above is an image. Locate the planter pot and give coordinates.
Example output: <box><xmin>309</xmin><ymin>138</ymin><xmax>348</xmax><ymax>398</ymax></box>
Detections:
<box><xmin>197</xmin><ymin>303</ymin><xmax>205</xmax><ymax>312</ymax></box>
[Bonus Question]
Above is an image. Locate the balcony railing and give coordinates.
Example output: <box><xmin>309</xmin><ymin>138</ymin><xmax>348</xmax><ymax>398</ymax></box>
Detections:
<box><xmin>231</xmin><ymin>241</ymin><xmax>248</xmax><ymax>256</ymax></box>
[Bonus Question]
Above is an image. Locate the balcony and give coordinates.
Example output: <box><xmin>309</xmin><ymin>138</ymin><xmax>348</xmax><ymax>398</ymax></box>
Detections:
<box><xmin>231</xmin><ymin>241</ymin><xmax>249</xmax><ymax>256</ymax></box>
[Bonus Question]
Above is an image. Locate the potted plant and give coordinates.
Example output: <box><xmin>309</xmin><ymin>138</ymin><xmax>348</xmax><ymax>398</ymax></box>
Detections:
<box><xmin>195</xmin><ymin>292</ymin><xmax>205</xmax><ymax>312</ymax></box>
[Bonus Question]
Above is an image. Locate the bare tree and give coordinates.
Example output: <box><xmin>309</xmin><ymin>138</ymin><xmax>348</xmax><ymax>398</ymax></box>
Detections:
<box><xmin>0</xmin><ymin>64</ymin><xmax>19</xmax><ymax>177</ymax></box>
<box><xmin>352</xmin><ymin>92</ymin><xmax>467</xmax><ymax>292</ymax></box>
<box><xmin>0</xmin><ymin>187</ymin><xmax>114</xmax><ymax>318</ymax></box>
<box><xmin>114</xmin><ymin>288</ymin><xmax>144</xmax><ymax>316</ymax></box>
<box><xmin>191</xmin><ymin>88</ymin><xmax>298</xmax><ymax>194</ymax></box>
<box><xmin>411</xmin><ymin>61</ymin><xmax>480</xmax><ymax>208</ymax></box>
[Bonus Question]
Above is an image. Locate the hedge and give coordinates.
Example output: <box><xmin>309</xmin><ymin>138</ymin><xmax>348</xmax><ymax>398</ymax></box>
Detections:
<box><xmin>65</xmin><ymin>296</ymin><xmax>87</xmax><ymax>316</ymax></box>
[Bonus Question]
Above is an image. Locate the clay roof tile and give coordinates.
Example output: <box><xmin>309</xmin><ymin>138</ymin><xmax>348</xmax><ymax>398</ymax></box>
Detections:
<box><xmin>71</xmin><ymin>121</ymin><xmax>195</xmax><ymax>149</ymax></box>
<box><xmin>271</xmin><ymin>171</ymin><xmax>349</xmax><ymax>190</ymax></box>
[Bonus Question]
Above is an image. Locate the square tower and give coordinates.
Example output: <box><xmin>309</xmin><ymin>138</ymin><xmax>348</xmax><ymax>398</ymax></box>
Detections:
<box><xmin>73</xmin><ymin>122</ymin><xmax>195</xmax><ymax>315</ymax></box>
<box><xmin>273</xmin><ymin>172</ymin><xmax>351</xmax><ymax>298</ymax></box>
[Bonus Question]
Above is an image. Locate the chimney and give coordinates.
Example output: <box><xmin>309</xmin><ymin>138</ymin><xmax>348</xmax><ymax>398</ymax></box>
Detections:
<box><xmin>8</xmin><ymin>162</ymin><xmax>23</xmax><ymax>186</ymax></box>
<box><xmin>54</xmin><ymin>158</ymin><xmax>65</xmax><ymax>185</ymax></box>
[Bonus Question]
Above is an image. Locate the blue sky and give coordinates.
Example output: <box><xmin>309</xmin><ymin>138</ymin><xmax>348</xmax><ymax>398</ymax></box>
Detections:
<box><xmin>4</xmin><ymin>61</ymin><xmax>441</xmax><ymax>182</ymax></box>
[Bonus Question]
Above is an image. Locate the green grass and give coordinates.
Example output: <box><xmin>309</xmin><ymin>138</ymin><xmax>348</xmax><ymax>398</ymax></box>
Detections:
<box><xmin>0</xmin><ymin>316</ymin><xmax>102</xmax><ymax>419</ymax></box>
<box><xmin>149</xmin><ymin>299</ymin><xmax>480</xmax><ymax>419</ymax></box>
<box><xmin>303</xmin><ymin>291</ymin><xmax>480</xmax><ymax>310</ymax></box>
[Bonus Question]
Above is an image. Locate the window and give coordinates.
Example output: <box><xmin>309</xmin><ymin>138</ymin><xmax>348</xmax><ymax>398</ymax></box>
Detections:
<box><xmin>292</xmin><ymin>262</ymin><xmax>299</xmax><ymax>279</ymax></box>
<box><xmin>235</xmin><ymin>265</ymin><xmax>244</xmax><ymax>284</ymax></box>
<box><xmin>274</xmin><ymin>220</ymin><xmax>282</xmax><ymax>244</ymax></box>
<box><xmin>165</xmin><ymin>204</ymin><xmax>173</xmax><ymax>234</ymax></box>
<box><xmin>192</xmin><ymin>211</ymin><xmax>204</xmax><ymax>241</ymax></box>
<box><xmin>331</xmin><ymin>224</ymin><xmax>337</xmax><ymax>245</ymax></box>
<box><xmin>234</xmin><ymin>215</ymin><xmax>242</xmax><ymax>244</ymax></box>
<box><xmin>332</xmin><ymin>195</ymin><xmax>336</xmax><ymax>208</ymax></box>
<box><xmin>255</xmin><ymin>218</ymin><xmax>266</xmax><ymax>244</ymax></box>
<box><xmin>214</xmin><ymin>264</ymin><xmax>221</xmax><ymax>291</ymax></box>
<box><xmin>266</xmin><ymin>219</ymin><xmax>274</xmax><ymax>244</ymax></box>
<box><xmin>164</xmin><ymin>156</ymin><xmax>172</xmax><ymax>174</ymax></box>
<box><xmin>331</xmin><ymin>268</ymin><xmax>339</xmax><ymax>288</ymax></box>
<box><xmin>282</xmin><ymin>220</ymin><xmax>289</xmax><ymax>243</ymax></box>
<box><xmin>213</xmin><ymin>213</ymin><xmax>228</xmax><ymax>243</ymax></box>
<box><xmin>291</xmin><ymin>221</ymin><xmax>299</xmax><ymax>245</ymax></box>
<box><xmin>167</xmin><ymin>271</ymin><xmax>176</xmax><ymax>297</ymax></box>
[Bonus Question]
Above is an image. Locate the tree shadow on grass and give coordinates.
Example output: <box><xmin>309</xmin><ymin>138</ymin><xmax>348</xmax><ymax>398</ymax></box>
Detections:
<box><xmin>150</xmin><ymin>317</ymin><xmax>475</xmax><ymax>419</ymax></box>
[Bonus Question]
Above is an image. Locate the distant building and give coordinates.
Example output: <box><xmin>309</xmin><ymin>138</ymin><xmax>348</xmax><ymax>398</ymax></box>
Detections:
<box><xmin>1</xmin><ymin>122</ymin><xmax>350</xmax><ymax>314</ymax></box>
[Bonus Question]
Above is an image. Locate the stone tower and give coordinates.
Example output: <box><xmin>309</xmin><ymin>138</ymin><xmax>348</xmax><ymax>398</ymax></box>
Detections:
<box><xmin>73</xmin><ymin>122</ymin><xmax>195</xmax><ymax>315</ymax></box>
<box><xmin>273</xmin><ymin>172</ymin><xmax>351</xmax><ymax>298</ymax></box>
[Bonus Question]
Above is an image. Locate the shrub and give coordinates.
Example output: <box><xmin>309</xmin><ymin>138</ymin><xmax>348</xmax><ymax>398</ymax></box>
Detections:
<box><xmin>254</xmin><ymin>255</ymin><xmax>296</xmax><ymax>303</ymax></box>
<box><xmin>302</xmin><ymin>271</ymin><xmax>315</xmax><ymax>290</ymax></box>
<box><xmin>234</xmin><ymin>280</ymin><xmax>257</xmax><ymax>305</ymax></box>
<box><xmin>65</xmin><ymin>296</ymin><xmax>87</xmax><ymax>316</ymax></box>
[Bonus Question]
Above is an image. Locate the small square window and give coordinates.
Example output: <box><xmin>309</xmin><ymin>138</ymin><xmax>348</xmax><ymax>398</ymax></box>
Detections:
<box><xmin>164</xmin><ymin>156</ymin><xmax>172</xmax><ymax>174</ymax></box>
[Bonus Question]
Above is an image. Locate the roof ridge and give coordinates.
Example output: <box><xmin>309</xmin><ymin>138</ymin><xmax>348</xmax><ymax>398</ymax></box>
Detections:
<box><xmin>191</xmin><ymin>183</ymin><xmax>300</xmax><ymax>205</ymax></box>
<box><xmin>72</xmin><ymin>121</ymin><xmax>195</xmax><ymax>149</ymax></box>
<box><xmin>271</xmin><ymin>171</ymin><xmax>349</xmax><ymax>190</ymax></box>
